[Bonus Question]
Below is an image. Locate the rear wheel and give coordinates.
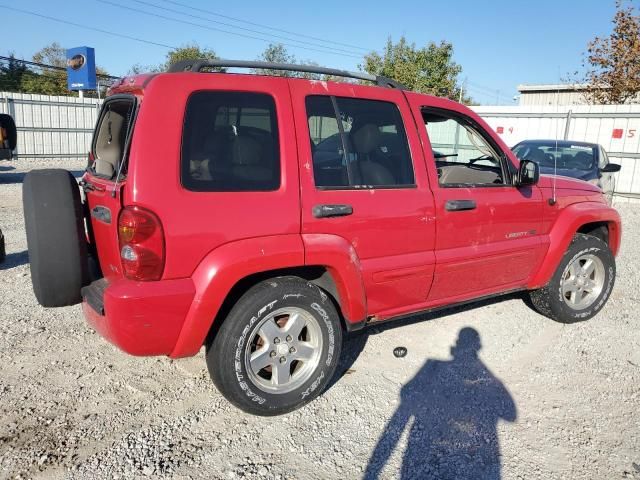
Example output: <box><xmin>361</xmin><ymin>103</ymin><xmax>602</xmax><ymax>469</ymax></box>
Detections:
<box><xmin>206</xmin><ymin>277</ymin><xmax>342</xmax><ymax>416</ymax></box>
<box><xmin>23</xmin><ymin>169</ymin><xmax>89</xmax><ymax>307</ymax></box>
<box><xmin>529</xmin><ymin>233</ymin><xmax>615</xmax><ymax>323</ymax></box>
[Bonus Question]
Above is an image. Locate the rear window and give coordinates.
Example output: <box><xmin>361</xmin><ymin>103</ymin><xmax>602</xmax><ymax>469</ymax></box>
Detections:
<box><xmin>92</xmin><ymin>97</ymin><xmax>136</xmax><ymax>178</ymax></box>
<box><xmin>181</xmin><ymin>92</ymin><xmax>280</xmax><ymax>192</ymax></box>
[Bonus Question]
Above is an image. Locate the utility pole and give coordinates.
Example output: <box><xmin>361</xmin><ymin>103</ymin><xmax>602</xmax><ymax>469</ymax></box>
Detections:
<box><xmin>459</xmin><ymin>77</ymin><xmax>467</xmax><ymax>103</ymax></box>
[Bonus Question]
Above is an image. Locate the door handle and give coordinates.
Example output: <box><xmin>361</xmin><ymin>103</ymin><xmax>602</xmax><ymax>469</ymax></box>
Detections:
<box><xmin>445</xmin><ymin>199</ymin><xmax>476</xmax><ymax>211</ymax></box>
<box><xmin>313</xmin><ymin>204</ymin><xmax>353</xmax><ymax>218</ymax></box>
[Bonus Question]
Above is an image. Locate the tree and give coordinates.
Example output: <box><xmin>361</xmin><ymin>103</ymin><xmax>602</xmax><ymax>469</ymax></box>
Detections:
<box><xmin>161</xmin><ymin>43</ymin><xmax>222</xmax><ymax>72</ymax></box>
<box><xmin>0</xmin><ymin>54</ymin><xmax>28</xmax><ymax>92</ymax></box>
<box><xmin>361</xmin><ymin>37</ymin><xmax>470</xmax><ymax>102</ymax></box>
<box><xmin>24</xmin><ymin>42</ymin><xmax>69</xmax><ymax>95</ymax></box>
<box><xmin>253</xmin><ymin>43</ymin><xmax>296</xmax><ymax>77</ymax></box>
<box><xmin>253</xmin><ymin>43</ymin><xmax>322</xmax><ymax>79</ymax></box>
<box><xmin>582</xmin><ymin>0</ymin><xmax>640</xmax><ymax>104</ymax></box>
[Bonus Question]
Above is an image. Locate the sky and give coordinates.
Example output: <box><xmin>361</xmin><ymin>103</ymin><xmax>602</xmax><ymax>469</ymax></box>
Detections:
<box><xmin>0</xmin><ymin>0</ymin><xmax>618</xmax><ymax>105</ymax></box>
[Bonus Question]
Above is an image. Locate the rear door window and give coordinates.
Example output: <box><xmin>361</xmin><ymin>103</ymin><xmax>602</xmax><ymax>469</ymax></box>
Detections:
<box><xmin>306</xmin><ymin>95</ymin><xmax>415</xmax><ymax>188</ymax></box>
<box><xmin>181</xmin><ymin>92</ymin><xmax>280</xmax><ymax>192</ymax></box>
<box><xmin>91</xmin><ymin>96</ymin><xmax>136</xmax><ymax>179</ymax></box>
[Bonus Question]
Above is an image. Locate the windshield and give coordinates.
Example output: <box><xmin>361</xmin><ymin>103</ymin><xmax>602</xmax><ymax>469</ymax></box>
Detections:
<box><xmin>513</xmin><ymin>142</ymin><xmax>596</xmax><ymax>171</ymax></box>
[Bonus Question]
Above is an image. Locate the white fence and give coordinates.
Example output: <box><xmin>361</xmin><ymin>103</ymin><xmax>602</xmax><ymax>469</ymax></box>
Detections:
<box><xmin>0</xmin><ymin>91</ymin><xmax>101</xmax><ymax>162</ymax></box>
<box><xmin>473</xmin><ymin>104</ymin><xmax>640</xmax><ymax>196</ymax></box>
<box><xmin>1</xmin><ymin>91</ymin><xmax>639</xmax><ymax>196</ymax></box>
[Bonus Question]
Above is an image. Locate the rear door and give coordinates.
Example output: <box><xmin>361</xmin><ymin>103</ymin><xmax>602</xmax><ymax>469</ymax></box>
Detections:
<box><xmin>83</xmin><ymin>94</ymin><xmax>137</xmax><ymax>281</ymax></box>
<box><xmin>405</xmin><ymin>93</ymin><xmax>546</xmax><ymax>302</ymax></box>
<box><xmin>290</xmin><ymin>80</ymin><xmax>436</xmax><ymax>318</ymax></box>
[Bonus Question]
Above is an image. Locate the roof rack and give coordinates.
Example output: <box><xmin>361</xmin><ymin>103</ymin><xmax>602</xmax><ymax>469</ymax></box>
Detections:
<box><xmin>167</xmin><ymin>59</ymin><xmax>406</xmax><ymax>89</ymax></box>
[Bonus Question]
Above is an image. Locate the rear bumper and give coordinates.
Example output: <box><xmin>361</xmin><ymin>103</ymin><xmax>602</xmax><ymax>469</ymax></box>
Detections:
<box><xmin>82</xmin><ymin>277</ymin><xmax>195</xmax><ymax>356</ymax></box>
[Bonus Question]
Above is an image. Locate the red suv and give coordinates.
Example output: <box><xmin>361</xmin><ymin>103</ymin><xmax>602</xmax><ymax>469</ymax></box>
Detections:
<box><xmin>23</xmin><ymin>60</ymin><xmax>621</xmax><ymax>415</ymax></box>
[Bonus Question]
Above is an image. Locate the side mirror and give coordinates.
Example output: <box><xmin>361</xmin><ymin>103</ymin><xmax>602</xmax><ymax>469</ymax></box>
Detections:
<box><xmin>517</xmin><ymin>159</ymin><xmax>539</xmax><ymax>186</ymax></box>
<box><xmin>601</xmin><ymin>163</ymin><xmax>621</xmax><ymax>173</ymax></box>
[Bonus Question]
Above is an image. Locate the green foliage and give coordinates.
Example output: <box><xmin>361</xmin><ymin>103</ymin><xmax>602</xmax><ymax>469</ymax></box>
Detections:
<box><xmin>26</xmin><ymin>42</ymin><xmax>73</xmax><ymax>95</ymax></box>
<box><xmin>161</xmin><ymin>44</ymin><xmax>222</xmax><ymax>72</ymax></box>
<box><xmin>253</xmin><ymin>43</ymin><xmax>322</xmax><ymax>79</ymax></box>
<box><xmin>361</xmin><ymin>36</ymin><xmax>471</xmax><ymax>102</ymax></box>
<box><xmin>0</xmin><ymin>54</ymin><xmax>28</xmax><ymax>92</ymax></box>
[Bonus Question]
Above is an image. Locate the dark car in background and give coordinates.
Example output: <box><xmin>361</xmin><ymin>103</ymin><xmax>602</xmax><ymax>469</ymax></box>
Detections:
<box><xmin>512</xmin><ymin>140</ymin><xmax>621</xmax><ymax>203</ymax></box>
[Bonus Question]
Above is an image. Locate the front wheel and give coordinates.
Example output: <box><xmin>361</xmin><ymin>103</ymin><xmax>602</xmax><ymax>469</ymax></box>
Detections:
<box><xmin>206</xmin><ymin>277</ymin><xmax>342</xmax><ymax>416</ymax></box>
<box><xmin>529</xmin><ymin>233</ymin><xmax>615</xmax><ymax>323</ymax></box>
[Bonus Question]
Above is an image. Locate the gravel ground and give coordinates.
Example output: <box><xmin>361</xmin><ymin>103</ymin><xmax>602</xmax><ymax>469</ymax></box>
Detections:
<box><xmin>1</xmin><ymin>158</ymin><xmax>639</xmax><ymax>480</ymax></box>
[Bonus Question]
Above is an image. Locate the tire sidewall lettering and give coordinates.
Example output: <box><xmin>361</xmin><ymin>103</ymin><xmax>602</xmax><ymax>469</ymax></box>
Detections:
<box><xmin>233</xmin><ymin>299</ymin><xmax>278</xmax><ymax>405</ymax></box>
<box><xmin>231</xmin><ymin>292</ymin><xmax>338</xmax><ymax>409</ymax></box>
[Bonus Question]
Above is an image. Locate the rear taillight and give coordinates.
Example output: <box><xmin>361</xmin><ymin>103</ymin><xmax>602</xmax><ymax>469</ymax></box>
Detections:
<box><xmin>118</xmin><ymin>206</ymin><xmax>165</xmax><ymax>281</ymax></box>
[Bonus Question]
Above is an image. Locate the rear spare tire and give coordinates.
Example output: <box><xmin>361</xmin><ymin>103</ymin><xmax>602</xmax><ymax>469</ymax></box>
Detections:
<box><xmin>23</xmin><ymin>169</ymin><xmax>88</xmax><ymax>307</ymax></box>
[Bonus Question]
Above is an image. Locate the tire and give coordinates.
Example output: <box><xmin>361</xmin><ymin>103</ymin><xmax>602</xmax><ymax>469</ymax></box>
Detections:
<box><xmin>206</xmin><ymin>276</ymin><xmax>342</xmax><ymax>416</ymax></box>
<box><xmin>529</xmin><ymin>233</ymin><xmax>615</xmax><ymax>323</ymax></box>
<box><xmin>23</xmin><ymin>169</ymin><xmax>89</xmax><ymax>307</ymax></box>
<box><xmin>0</xmin><ymin>228</ymin><xmax>5</xmax><ymax>264</ymax></box>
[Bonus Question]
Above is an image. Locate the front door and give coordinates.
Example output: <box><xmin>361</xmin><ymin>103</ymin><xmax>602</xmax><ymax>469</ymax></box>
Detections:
<box><xmin>289</xmin><ymin>80</ymin><xmax>436</xmax><ymax>318</ymax></box>
<box><xmin>406</xmin><ymin>98</ymin><xmax>546</xmax><ymax>303</ymax></box>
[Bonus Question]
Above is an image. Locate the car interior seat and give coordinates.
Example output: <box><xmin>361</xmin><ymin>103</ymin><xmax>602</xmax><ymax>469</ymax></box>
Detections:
<box><xmin>350</xmin><ymin>124</ymin><xmax>395</xmax><ymax>186</ymax></box>
<box><xmin>570</xmin><ymin>151</ymin><xmax>594</xmax><ymax>169</ymax></box>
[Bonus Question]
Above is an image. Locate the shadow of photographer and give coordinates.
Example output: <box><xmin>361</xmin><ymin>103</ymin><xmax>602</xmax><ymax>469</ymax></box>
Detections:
<box><xmin>365</xmin><ymin>327</ymin><xmax>516</xmax><ymax>479</ymax></box>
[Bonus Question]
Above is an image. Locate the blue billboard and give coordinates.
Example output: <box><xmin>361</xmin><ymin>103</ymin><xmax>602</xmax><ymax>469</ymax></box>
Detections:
<box><xmin>66</xmin><ymin>46</ymin><xmax>97</xmax><ymax>91</ymax></box>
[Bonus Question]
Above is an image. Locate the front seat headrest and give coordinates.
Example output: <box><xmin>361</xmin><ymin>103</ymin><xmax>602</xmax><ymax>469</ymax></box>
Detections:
<box><xmin>232</xmin><ymin>135</ymin><xmax>262</xmax><ymax>166</ymax></box>
<box><xmin>526</xmin><ymin>148</ymin><xmax>546</xmax><ymax>164</ymax></box>
<box><xmin>573</xmin><ymin>151</ymin><xmax>594</xmax><ymax>167</ymax></box>
<box><xmin>351</xmin><ymin>124</ymin><xmax>381</xmax><ymax>154</ymax></box>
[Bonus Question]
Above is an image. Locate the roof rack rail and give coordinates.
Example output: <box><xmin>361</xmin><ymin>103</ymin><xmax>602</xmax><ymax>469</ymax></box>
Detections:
<box><xmin>167</xmin><ymin>59</ymin><xmax>406</xmax><ymax>89</ymax></box>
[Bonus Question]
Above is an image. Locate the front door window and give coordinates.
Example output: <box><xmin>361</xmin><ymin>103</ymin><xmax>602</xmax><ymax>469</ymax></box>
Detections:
<box><xmin>423</xmin><ymin>109</ymin><xmax>507</xmax><ymax>187</ymax></box>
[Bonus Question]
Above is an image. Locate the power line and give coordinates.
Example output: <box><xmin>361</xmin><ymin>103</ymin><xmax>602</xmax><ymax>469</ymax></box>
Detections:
<box><xmin>158</xmin><ymin>0</ymin><xmax>370</xmax><ymax>53</ymax></box>
<box><xmin>132</xmin><ymin>0</ymin><xmax>365</xmax><ymax>57</ymax></box>
<box><xmin>0</xmin><ymin>4</ymin><xmax>178</xmax><ymax>53</ymax></box>
<box><xmin>0</xmin><ymin>55</ymin><xmax>119</xmax><ymax>79</ymax></box>
<box><xmin>97</xmin><ymin>0</ymin><xmax>362</xmax><ymax>59</ymax></box>
<box><xmin>467</xmin><ymin>80</ymin><xmax>500</xmax><ymax>95</ymax></box>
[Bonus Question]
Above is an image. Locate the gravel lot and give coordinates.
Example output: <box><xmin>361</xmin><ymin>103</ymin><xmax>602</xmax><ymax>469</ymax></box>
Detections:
<box><xmin>1</xmin><ymin>158</ymin><xmax>639</xmax><ymax>480</ymax></box>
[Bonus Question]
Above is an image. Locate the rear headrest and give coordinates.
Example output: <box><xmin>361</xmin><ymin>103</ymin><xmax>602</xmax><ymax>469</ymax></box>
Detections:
<box><xmin>351</xmin><ymin>124</ymin><xmax>380</xmax><ymax>154</ymax></box>
<box><xmin>232</xmin><ymin>135</ymin><xmax>262</xmax><ymax>166</ymax></box>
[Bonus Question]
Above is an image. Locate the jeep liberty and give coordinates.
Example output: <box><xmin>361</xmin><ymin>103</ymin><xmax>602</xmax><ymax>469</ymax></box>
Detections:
<box><xmin>23</xmin><ymin>60</ymin><xmax>621</xmax><ymax>415</ymax></box>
